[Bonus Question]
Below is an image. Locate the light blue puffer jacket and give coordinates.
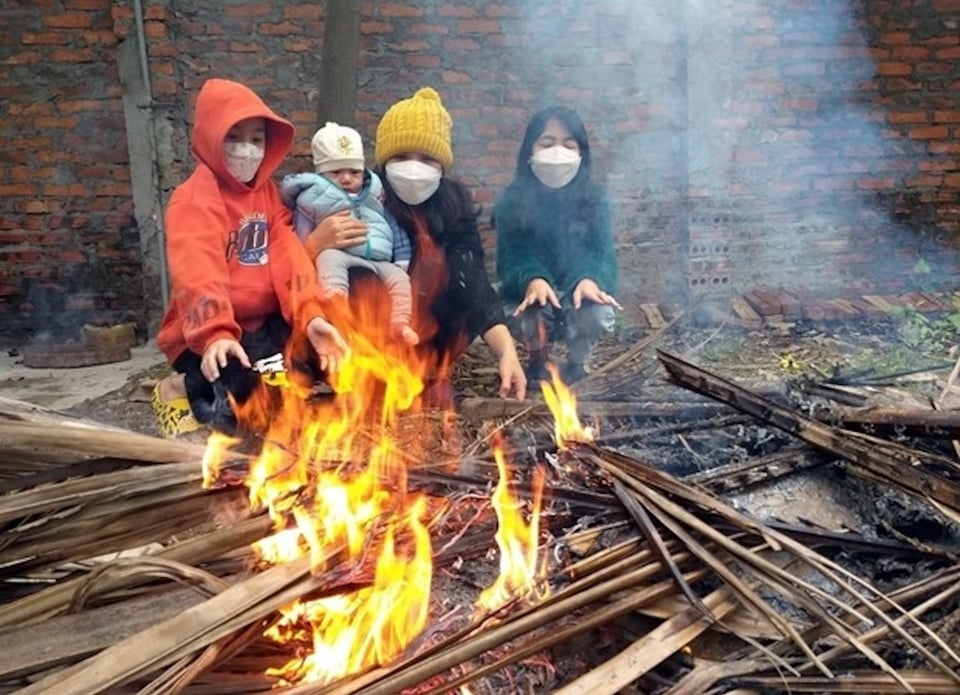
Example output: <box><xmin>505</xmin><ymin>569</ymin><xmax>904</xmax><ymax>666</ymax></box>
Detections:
<box><xmin>280</xmin><ymin>169</ymin><xmax>397</xmax><ymax>262</ymax></box>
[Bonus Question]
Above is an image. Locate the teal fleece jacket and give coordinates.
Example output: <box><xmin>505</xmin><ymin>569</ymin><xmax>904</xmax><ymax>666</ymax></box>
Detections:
<box><xmin>494</xmin><ymin>183</ymin><xmax>618</xmax><ymax>303</ymax></box>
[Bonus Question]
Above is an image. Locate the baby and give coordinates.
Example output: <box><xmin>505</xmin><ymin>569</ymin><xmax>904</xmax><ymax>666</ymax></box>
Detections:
<box><xmin>281</xmin><ymin>122</ymin><xmax>418</xmax><ymax>344</ymax></box>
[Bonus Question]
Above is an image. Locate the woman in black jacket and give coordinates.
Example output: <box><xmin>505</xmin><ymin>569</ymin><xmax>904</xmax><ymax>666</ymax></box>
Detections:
<box><xmin>303</xmin><ymin>87</ymin><xmax>526</xmax><ymax>404</ymax></box>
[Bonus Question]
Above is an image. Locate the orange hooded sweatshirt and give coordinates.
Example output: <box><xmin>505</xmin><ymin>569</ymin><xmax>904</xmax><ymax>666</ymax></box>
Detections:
<box><xmin>156</xmin><ymin>79</ymin><xmax>324</xmax><ymax>363</ymax></box>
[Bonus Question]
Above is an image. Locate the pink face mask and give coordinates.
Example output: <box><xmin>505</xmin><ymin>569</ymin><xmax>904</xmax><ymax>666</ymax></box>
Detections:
<box><xmin>223</xmin><ymin>142</ymin><xmax>265</xmax><ymax>183</ymax></box>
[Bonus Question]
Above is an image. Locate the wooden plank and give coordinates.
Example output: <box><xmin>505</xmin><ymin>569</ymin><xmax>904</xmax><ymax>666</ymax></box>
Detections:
<box><xmin>554</xmin><ymin>586</ymin><xmax>739</xmax><ymax>695</ymax></box>
<box><xmin>770</xmin><ymin>288</ymin><xmax>802</xmax><ymax>319</ymax></box>
<box><xmin>826</xmin><ymin>299</ymin><xmax>861</xmax><ymax>317</ymax></box>
<box><xmin>848</xmin><ymin>296</ymin><xmax>881</xmax><ymax>314</ymax></box>
<box><xmin>802</xmin><ymin>303</ymin><xmax>830</xmax><ymax>321</ymax></box>
<box><xmin>0</xmin><ymin>588</ymin><xmax>204</xmax><ymax>679</ymax></box>
<box><xmin>730</xmin><ymin>298</ymin><xmax>762</xmax><ymax>326</ymax></box>
<box><xmin>862</xmin><ymin>295</ymin><xmax>897</xmax><ymax>313</ymax></box>
<box><xmin>638</xmin><ymin>303</ymin><xmax>665</xmax><ymax>329</ymax></box>
<box><xmin>742</xmin><ymin>288</ymin><xmax>779</xmax><ymax>317</ymax></box>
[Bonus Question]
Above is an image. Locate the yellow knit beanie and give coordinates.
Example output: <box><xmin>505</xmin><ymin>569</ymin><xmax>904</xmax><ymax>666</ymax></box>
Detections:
<box><xmin>375</xmin><ymin>87</ymin><xmax>453</xmax><ymax>170</ymax></box>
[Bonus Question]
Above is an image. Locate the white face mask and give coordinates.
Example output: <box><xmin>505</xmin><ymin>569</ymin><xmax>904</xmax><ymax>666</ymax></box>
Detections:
<box><xmin>385</xmin><ymin>160</ymin><xmax>442</xmax><ymax>205</ymax></box>
<box><xmin>529</xmin><ymin>145</ymin><xmax>582</xmax><ymax>189</ymax></box>
<box><xmin>223</xmin><ymin>142</ymin><xmax>265</xmax><ymax>184</ymax></box>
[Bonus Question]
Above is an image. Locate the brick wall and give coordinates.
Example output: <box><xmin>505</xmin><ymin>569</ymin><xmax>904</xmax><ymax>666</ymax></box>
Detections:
<box><xmin>2</xmin><ymin>0</ymin><xmax>959</xmax><ymax>344</ymax></box>
<box><xmin>1</xmin><ymin>0</ymin><xmax>146</xmax><ymax>342</ymax></box>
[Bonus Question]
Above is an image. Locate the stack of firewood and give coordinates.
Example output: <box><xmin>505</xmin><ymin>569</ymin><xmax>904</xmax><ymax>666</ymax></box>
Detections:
<box><xmin>0</xmin><ymin>340</ymin><xmax>958</xmax><ymax>694</ymax></box>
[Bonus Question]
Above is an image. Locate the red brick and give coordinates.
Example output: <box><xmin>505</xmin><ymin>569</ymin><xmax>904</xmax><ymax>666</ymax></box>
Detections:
<box><xmin>224</xmin><ymin>4</ymin><xmax>271</xmax><ymax>17</ymax></box>
<box><xmin>909</xmin><ymin>125</ymin><xmax>949</xmax><ymax>139</ymax></box>
<box><xmin>49</xmin><ymin>47</ymin><xmax>96</xmax><ymax>62</ymax></box>
<box><xmin>282</xmin><ymin>5</ymin><xmax>320</xmax><ymax>19</ymax></box>
<box><xmin>436</xmin><ymin>5</ymin><xmax>478</xmax><ymax>18</ymax></box>
<box><xmin>441</xmin><ymin>70</ymin><xmax>472</xmax><ymax>85</ymax></box>
<box><xmin>906</xmin><ymin>175</ymin><xmax>942</xmax><ymax>187</ymax></box>
<box><xmin>378</xmin><ymin>3</ymin><xmax>425</xmax><ymax>17</ymax></box>
<box><xmin>43</xmin><ymin>184</ymin><xmax>87</xmax><ymax>196</ymax></box>
<box><xmin>44</xmin><ymin>12</ymin><xmax>93</xmax><ymax>29</ymax></box>
<box><xmin>880</xmin><ymin>32</ymin><xmax>912</xmax><ymax>45</ymax></box>
<box><xmin>934</xmin><ymin>111</ymin><xmax>960</xmax><ymax>123</ymax></box>
<box><xmin>936</xmin><ymin>46</ymin><xmax>960</xmax><ymax>59</ymax></box>
<box><xmin>258</xmin><ymin>21</ymin><xmax>299</xmax><ymax>35</ymax></box>
<box><xmin>20</xmin><ymin>31</ymin><xmax>71</xmax><ymax>45</ymax></box>
<box><xmin>143</xmin><ymin>21</ymin><xmax>166</xmax><ymax>38</ymax></box>
<box><xmin>3</xmin><ymin>50</ymin><xmax>39</xmax><ymax>64</ymax></box>
<box><xmin>64</xmin><ymin>0</ymin><xmax>109</xmax><ymax>9</ymax></box>
<box><xmin>889</xmin><ymin>111</ymin><xmax>928</xmax><ymax>124</ymax></box>
<box><xmin>457</xmin><ymin>19</ymin><xmax>500</xmax><ymax>33</ymax></box>
<box><xmin>0</xmin><ymin>183</ymin><xmax>36</xmax><ymax>196</ymax></box>
<box><xmin>929</xmin><ymin>142</ymin><xmax>960</xmax><ymax>154</ymax></box>
<box><xmin>876</xmin><ymin>62</ymin><xmax>912</xmax><ymax>76</ymax></box>
<box><xmin>891</xmin><ymin>47</ymin><xmax>930</xmax><ymax>60</ymax></box>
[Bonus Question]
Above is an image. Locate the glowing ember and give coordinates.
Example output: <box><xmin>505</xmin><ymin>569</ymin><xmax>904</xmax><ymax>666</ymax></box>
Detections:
<box><xmin>540</xmin><ymin>365</ymin><xmax>596</xmax><ymax>448</ymax></box>
<box><xmin>475</xmin><ymin>445</ymin><xmax>548</xmax><ymax>612</ymax></box>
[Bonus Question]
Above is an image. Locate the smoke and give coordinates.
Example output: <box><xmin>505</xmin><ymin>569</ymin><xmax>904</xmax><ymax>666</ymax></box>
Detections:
<box><xmin>506</xmin><ymin>1</ymin><xmax>947</xmax><ymax>302</ymax></box>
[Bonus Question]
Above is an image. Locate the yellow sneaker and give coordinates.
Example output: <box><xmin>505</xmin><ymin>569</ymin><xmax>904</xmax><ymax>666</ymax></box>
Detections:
<box><xmin>151</xmin><ymin>382</ymin><xmax>201</xmax><ymax>439</ymax></box>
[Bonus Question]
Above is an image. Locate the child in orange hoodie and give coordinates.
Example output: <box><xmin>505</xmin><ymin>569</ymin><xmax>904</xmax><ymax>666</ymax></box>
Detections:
<box><xmin>152</xmin><ymin>78</ymin><xmax>349</xmax><ymax>438</ymax></box>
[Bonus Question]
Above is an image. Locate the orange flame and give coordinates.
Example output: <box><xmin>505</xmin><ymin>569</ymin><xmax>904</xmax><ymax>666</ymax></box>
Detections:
<box><xmin>202</xmin><ymin>283</ymin><xmax>439</xmax><ymax>685</ymax></box>
<box><xmin>540</xmin><ymin>365</ymin><xmax>596</xmax><ymax>448</ymax></box>
<box><xmin>475</xmin><ymin>445</ymin><xmax>548</xmax><ymax>612</ymax></box>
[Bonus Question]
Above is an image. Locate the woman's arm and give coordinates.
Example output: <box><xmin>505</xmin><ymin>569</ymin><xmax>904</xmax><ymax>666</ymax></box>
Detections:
<box><xmin>482</xmin><ymin>323</ymin><xmax>527</xmax><ymax>400</ymax></box>
<box><xmin>302</xmin><ymin>210</ymin><xmax>369</xmax><ymax>262</ymax></box>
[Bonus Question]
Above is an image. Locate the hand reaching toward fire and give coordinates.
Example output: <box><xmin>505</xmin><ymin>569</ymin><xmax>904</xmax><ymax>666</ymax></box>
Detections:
<box><xmin>513</xmin><ymin>278</ymin><xmax>561</xmax><ymax>316</ymax></box>
<box><xmin>498</xmin><ymin>352</ymin><xmax>527</xmax><ymax>400</ymax></box>
<box><xmin>483</xmin><ymin>324</ymin><xmax>527</xmax><ymax>400</ymax></box>
<box><xmin>201</xmin><ymin>338</ymin><xmax>251</xmax><ymax>382</ymax></box>
<box><xmin>303</xmin><ymin>210</ymin><xmax>369</xmax><ymax>261</ymax></box>
<box><xmin>573</xmin><ymin>278</ymin><xmax>622</xmax><ymax>311</ymax></box>
<box><xmin>306</xmin><ymin>316</ymin><xmax>350</xmax><ymax>373</ymax></box>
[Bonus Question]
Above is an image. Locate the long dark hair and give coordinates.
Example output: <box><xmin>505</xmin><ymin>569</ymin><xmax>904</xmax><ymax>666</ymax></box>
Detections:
<box><xmin>379</xmin><ymin>170</ymin><xmax>478</xmax><ymax>246</ymax></box>
<box><xmin>504</xmin><ymin>105</ymin><xmax>600</xmax><ymax>230</ymax></box>
<box><xmin>514</xmin><ymin>105</ymin><xmax>593</xmax><ymax>189</ymax></box>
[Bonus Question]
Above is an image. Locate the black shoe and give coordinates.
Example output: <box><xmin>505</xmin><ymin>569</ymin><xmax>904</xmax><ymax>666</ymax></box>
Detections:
<box><xmin>560</xmin><ymin>362</ymin><xmax>587</xmax><ymax>384</ymax></box>
<box><xmin>525</xmin><ymin>359</ymin><xmax>550</xmax><ymax>384</ymax></box>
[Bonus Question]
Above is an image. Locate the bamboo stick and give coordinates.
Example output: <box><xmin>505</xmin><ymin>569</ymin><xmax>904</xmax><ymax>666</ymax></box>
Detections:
<box><xmin>17</xmin><ymin>554</ymin><xmax>325</xmax><ymax>695</ymax></box>
<box><xmin>554</xmin><ymin>586</ymin><xmax>740</xmax><ymax>695</ymax></box>
<box><xmin>0</xmin><ymin>515</ymin><xmax>271</xmax><ymax>627</ymax></box>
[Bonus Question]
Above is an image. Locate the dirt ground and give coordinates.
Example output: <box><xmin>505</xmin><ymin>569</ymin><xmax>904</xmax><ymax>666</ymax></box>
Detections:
<box><xmin>62</xmin><ymin>307</ymin><xmax>960</xmax><ymax>558</ymax></box>
<box><xmin>66</xmin><ymin>305</ymin><xmax>954</xmax><ymax>433</ymax></box>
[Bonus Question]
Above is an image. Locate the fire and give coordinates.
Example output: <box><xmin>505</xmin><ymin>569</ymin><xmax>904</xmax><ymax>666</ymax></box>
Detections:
<box><xmin>540</xmin><ymin>365</ymin><xmax>596</xmax><ymax>447</ymax></box>
<box><xmin>202</xmin><ymin>291</ymin><xmax>434</xmax><ymax>685</ymax></box>
<box><xmin>264</xmin><ymin>495</ymin><xmax>432</xmax><ymax>682</ymax></box>
<box><xmin>475</xmin><ymin>445</ymin><xmax>548</xmax><ymax>612</ymax></box>
<box><xmin>197</xmin><ymin>285</ymin><xmax>560</xmax><ymax>685</ymax></box>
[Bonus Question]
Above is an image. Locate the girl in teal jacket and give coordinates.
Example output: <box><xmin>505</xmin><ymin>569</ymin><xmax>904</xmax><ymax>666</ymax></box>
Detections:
<box><xmin>494</xmin><ymin>106</ymin><xmax>621</xmax><ymax>384</ymax></box>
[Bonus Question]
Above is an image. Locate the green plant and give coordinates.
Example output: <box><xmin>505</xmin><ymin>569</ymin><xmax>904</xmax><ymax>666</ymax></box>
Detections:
<box><xmin>893</xmin><ymin>305</ymin><xmax>960</xmax><ymax>351</ymax></box>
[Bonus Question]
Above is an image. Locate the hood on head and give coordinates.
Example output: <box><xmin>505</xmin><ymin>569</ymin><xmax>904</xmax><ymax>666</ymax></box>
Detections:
<box><xmin>191</xmin><ymin>78</ymin><xmax>295</xmax><ymax>191</ymax></box>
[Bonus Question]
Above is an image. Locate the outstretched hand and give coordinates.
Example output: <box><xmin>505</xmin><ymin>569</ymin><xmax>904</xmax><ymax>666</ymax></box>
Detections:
<box><xmin>201</xmin><ymin>338</ymin><xmax>251</xmax><ymax>382</ymax></box>
<box><xmin>572</xmin><ymin>278</ymin><xmax>623</xmax><ymax>311</ymax></box>
<box><xmin>303</xmin><ymin>210</ymin><xmax>369</xmax><ymax>260</ymax></box>
<box><xmin>306</xmin><ymin>316</ymin><xmax>350</xmax><ymax>373</ymax></box>
<box><xmin>498</xmin><ymin>350</ymin><xmax>527</xmax><ymax>400</ymax></box>
<box><xmin>513</xmin><ymin>278</ymin><xmax>560</xmax><ymax>316</ymax></box>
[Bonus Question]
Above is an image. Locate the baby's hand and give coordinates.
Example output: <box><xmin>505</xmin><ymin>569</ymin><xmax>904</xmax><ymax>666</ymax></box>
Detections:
<box><xmin>306</xmin><ymin>316</ymin><xmax>350</xmax><ymax>373</ymax></box>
